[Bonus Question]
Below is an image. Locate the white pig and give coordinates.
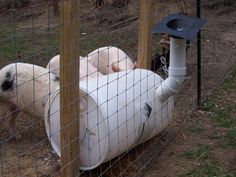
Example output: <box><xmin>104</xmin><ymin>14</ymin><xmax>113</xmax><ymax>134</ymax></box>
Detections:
<box><xmin>87</xmin><ymin>46</ymin><xmax>136</xmax><ymax>74</ymax></box>
<box><xmin>0</xmin><ymin>63</ymin><xmax>59</xmax><ymax>119</ymax></box>
<box><xmin>46</xmin><ymin>55</ymin><xmax>103</xmax><ymax>80</ymax></box>
<box><xmin>0</xmin><ymin>101</ymin><xmax>19</xmax><ymax>136</ymax></box>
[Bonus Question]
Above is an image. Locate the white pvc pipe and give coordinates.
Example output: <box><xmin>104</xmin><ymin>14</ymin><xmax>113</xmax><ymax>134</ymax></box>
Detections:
<box><xmin>156</xmin><ymin>37</ymin><xmax>187</xmax><ymax>102</ymax></box>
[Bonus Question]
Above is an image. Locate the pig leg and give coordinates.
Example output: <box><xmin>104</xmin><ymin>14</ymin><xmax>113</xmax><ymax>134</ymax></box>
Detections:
<box><xmin>7</xmin><ymin>107</ymin><xmax>21</xmax><ymax>141</ymax></box>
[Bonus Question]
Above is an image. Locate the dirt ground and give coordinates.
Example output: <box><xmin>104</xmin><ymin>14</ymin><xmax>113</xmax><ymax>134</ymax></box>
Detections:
<box><xmin>0</xmin><ymin>0</ymin><xmax>235</xmax><ymax>177</ymax></box>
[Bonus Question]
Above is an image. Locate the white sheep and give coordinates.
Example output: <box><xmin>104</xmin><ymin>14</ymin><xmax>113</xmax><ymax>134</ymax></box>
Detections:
<box><xmin>87</xmin><ymin>46</ymin><xmax>136</xmax><ymax>74</ymax></box>
<box><xmin>0</xmin><ymin>63</ymin><xmax>59</xmax><ymax>119</ymax></box>
<box><xmin>0</xmin><ymin>100</ymin><xmax>19</xmax><ymax>136</ymax></box>
<box><xmin>46</xmin><ymin>55</ymin><xmax>103</xmax><ymax>80</ymax></box>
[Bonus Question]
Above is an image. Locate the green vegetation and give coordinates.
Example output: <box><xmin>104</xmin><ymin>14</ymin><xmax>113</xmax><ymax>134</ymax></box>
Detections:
<box><xmin>80</xmin><ymin>33</ymin><xmax>110</xmax><ymax>56</ymax></box>
<box><xmin>0</xmin><ymin>22</ymin><xmax>59</xmax><ymax>65</ymax></box>
<box><xmin>187</xmin><ymin>127</ymin><xmax>204</xmax><ymax>134</ymax></box>
<box><xmin>180</xmin><ymin>65</ymin><xmax>236</xmax><ymax>177</ymax></box>
<box><xmin>181</xmin><ymin>144</ymin><xmax>212</xmax><ymax>160</ymax></box>
<box><xmin>0</xmin><ymin>20</ymin><xmax>112</xmax><ymax>65</ymax></box>
<box><xmin>180</xmin><ymin>162</ymin><xmax>222</xmax><ymax>177</ymax></box>
<box><xmin>202</xmin><ymin>65</ymin><xmax>236</xmax><ymax>128</ymax></box>
<box><xmin>221</xmin><ymin>128</ymin><xmax>236</xmax><ymax>148</ymax></box>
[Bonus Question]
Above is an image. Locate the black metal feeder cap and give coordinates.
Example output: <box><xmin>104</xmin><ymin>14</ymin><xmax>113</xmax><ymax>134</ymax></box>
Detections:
<box><xmin>152</xmin><ymin>14</ymin><xmax>206</xmax><ymax>40</ymax></box>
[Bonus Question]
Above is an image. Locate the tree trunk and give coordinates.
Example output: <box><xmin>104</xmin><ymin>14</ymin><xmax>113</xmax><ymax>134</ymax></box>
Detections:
<box><xmin>96</xmin><ymin>0</ymin><xmax>104</xmax><ymax>7</ymax></box>
<box><xmin>112</xmin><ymin>0</ymin><xmax>129</xmax><ymax>7</ymax></box>
<box><xmin>53</xmin><ymin>0</ymin><xmax>59</xmax><ymax>16</ymax></box>
<box><xmin>5</xmin><ymin>0</ymin><xmax>31</xmax><ymax>9</ymax></box>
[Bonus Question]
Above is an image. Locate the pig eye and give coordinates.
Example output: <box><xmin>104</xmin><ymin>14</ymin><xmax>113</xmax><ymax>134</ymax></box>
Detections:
<box><xmin>6</xmin><ymin>71</ymin><xmax>11</xmax><ymax>80</ymax></box>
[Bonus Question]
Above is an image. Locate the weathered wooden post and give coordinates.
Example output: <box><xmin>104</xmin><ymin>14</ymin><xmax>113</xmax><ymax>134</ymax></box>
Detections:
<box><xmin>137</xmin><ymin>0</ymin><xmax>154</xmax><ymax>69</ymax></box>
<box><xmin>60</xmin><ymin>0</ymin><xmax>80</xmax><ymax>176</ymax></box>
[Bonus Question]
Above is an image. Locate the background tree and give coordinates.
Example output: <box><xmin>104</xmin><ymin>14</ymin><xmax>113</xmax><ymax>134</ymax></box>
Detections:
<box><xmin>2</xmin><ymin>0</ymin><xmax>31</xmax><ymax>9</ymax></box>
<box><xmin>95</xmin><ymin>0</ymin><xmax>129</xmax><ymax>8</ymax></box>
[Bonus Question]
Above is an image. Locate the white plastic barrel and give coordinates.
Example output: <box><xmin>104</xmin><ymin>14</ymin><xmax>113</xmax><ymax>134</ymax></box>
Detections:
<box><xmin>44</xmin><ymin>69</ymin><xmax>174</xmax><ymax>170</ymax></box>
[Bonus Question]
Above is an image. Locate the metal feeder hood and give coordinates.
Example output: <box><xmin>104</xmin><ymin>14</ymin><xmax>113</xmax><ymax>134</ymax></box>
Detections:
<box><xmin>152</xmin><ymin>14</ymin><xmax>206</xmax><ymax>40</ymax></box>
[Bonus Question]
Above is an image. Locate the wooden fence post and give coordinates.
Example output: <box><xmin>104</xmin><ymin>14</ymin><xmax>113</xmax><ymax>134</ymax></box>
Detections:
<box><xmin>60</xmin><ymin>0</ymin><xmax>80</xmax><ymax>176</ymax></box>
<box><xmin>137</xmin><ymin>0</ymin><xmax>154</xmax><ymax>69</ymax></box>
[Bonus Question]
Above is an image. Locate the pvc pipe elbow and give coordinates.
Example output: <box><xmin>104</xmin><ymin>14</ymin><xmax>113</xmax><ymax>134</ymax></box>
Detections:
<box><xmin>156</xmin><ymin>69</ymin><xmax>186</xmax><ymax>102</ymax></box>
<box><xmin>155</xmin><ymin>37</ymin><xmax>187</xmax><ymax>102</ymax></box>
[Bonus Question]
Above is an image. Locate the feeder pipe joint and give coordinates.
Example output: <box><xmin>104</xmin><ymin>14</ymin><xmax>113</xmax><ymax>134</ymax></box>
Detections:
<box><xmin>156</xmin><ymin>37</ymin><xmax>187</xmax><ymax>102</ymax></box>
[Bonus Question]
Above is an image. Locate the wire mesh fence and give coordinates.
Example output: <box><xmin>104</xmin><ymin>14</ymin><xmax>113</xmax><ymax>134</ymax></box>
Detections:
<box><xmin>0</xmin><ymin>0</ymin><xmax>235</xmax><ymax>177</ymax></box>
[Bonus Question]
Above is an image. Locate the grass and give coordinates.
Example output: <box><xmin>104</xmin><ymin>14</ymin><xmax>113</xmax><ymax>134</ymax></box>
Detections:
<box><xmin>202</xmin><ymin>101</ymin><xmax>234</xmax><ymax>128</ymax></box>
<box><xmin>179</xmin><ymin>64</ymin><xmax>236</xmax><ymax>177</ymax></box>
<box><xmin>214</xmin><ymin>111</ymin><xmax>234</xmax><ymax>128</ymax></box>
<box><xmin>179</xmin><ymin>162</ymin><xmax>222</xmax><ymax>177</ymax></box>
<box><xmin>187</xmin><ymin>127</ymin><xmax>204</xmax><ymax>134</ymax></box>
<box><xmin>221</xmin><ymin>129</ymin><xmax>236</xmax><ymax>148</ymax></box>
<box><xmin>80</xmin><ymin>33</ymin><xmax>110</xmax><ymax>56</ymax></box>
<box><xmin>0</xmin><ymin>23</ymin><xmax>17</xmax><ymax>60</ymax></box>
<box><xmin>181</xmin><ymin>144</ymin><xmax>212</xmax><ymax>160</ymax></box>
<box><xmin>0</xmin><ymin>9</ymin><xmax>135</xmax><ymax>66</ymax></box>
<box><xmin>0</xmin><ymin>22</ymin><xmax>59</xmax><ymax>65</ymax></box>
<box><xmin>208</xmin><ymin>130</ymin><xmax>221</xmax><ymax>140</ymax></box>
<box><xmin>0</xmin><ymin>20</ymin><xmax>111</xmax><ymax>66</ymax></box>
<box><xmin>202</xmin><ymin>65</ymin><xmax>236</xmax><ymax>128</ymax></box>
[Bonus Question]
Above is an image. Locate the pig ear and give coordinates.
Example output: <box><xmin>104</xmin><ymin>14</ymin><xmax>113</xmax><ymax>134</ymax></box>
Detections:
<box><xmin>112</xmin><ymin>64</ymin><xmax>120</xmax><ymax>72</ymax></box>
<box><xmin>133</xmin><ymin>62</ymin><xmax>137</xmax><ymax>69</ymax></box>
